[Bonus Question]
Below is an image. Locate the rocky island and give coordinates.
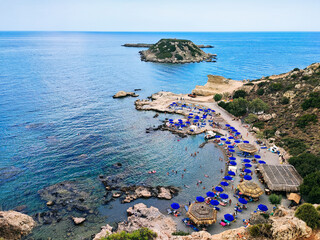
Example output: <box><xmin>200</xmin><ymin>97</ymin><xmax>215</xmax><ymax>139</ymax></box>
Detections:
<box><xmin>139</xmin><ymin>39</ymin><xmax>216</xmax><ymax>63</ymax></box>
<box><xmin>122</xmin><ymin>43</ymin><xmax>214</xmax><ymax>48</ymax></box>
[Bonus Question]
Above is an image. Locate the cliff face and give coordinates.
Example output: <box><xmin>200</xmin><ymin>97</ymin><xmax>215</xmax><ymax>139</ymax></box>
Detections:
<box><xmin>139</xmin><ymin>39</ymin><xmax>215</xmax><ymax>63</ymax></box>
<box><xmin>192</xmin><ymin>75</ymin><xmax>244</xmax><ymax>96</ymax></box>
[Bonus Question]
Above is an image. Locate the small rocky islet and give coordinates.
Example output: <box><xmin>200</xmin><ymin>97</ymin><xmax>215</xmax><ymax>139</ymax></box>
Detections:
<box><xmin>128</xmin><ymin>38</ymin><xmax>217</xmax><ymax>63</ymax></box>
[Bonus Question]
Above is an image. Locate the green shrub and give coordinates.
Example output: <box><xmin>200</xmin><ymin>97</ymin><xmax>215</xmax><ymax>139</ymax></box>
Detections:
<box><xmin>257</xmin><ymin>88</ymin><xmax>265</xmax><ymax>96</ymax></box>
<box><xmin>260</xmin><ymin>213</ymin><xmax>270</xmax><ymax>219</ymax></box>
<box><xmin>244</xmin><ymin>82</ymin><xmax>254</xmax><ymax>86</ymax></box>
<box><xmin>218</xmin><ymin>101</ymin><xmax>228</xmax><ymax>109</ymax></box>
<box><xmin>295</xmin><ymin>203</ymin><xmax>320</xmax><ymax>229</ymax></box>
<box><xmin>301</xmin><ymin>92</ymin><xmax>320</xmax><ymax>110</ymax></box>
<box><xmin>296</xmin><ymin>114</ymin><xmax>318</xmax><ymax>128</ymax></box>
<box><xmin>269</xmin><ymin>194</ymin><xmax>282</xmax><ymax>205</ymax></box>
<box><xmin>269</xmin><ymin>82</ymin><xmax>283</xmax><ymax>92</ymax></box>
<box><xmin>291</xmin><ymin>74</ymin><xmax>297</xmax><ymax>79</ymax></box>
<box><xmin>253</xmin><ymin>121</ymin><xmax>265</xmax><ymax>129</ymax></box>
<box><xmin>263</xmin><ymin>128</ymin><xmax>276</xmax><ymax>138</ymax></box>
<box><xmin>317</xmin><ymin>205</ymin><xmax>320</xmax><ymax>211</ymax></box>
<box><xmin>248</xmin><ymin>98</ymin><xmax>269</xmax><ymax>113</ymax></box>
<box><xmin>156</xmin><ymin>52</ymin><xmax>173</xmax><ymax>59</ymax></box>
<box><xmin>214</xmin><ymin>94</ymin><xmax>222</xmax><ymax>102</ymax></box>
<box><xmin>227</xmin><ymin>98</ymin><xmax>248</xmax><ymax>116</ymax></box>
<box><xmin>245</xmin><ymin>113</ymin><xmax>258</xmax><ymax>123</ymax></box>
<box><xmin>289</xmin><ymin>153</ymin><xmax>320</xmax><ymax>178</ymax></box>
<box><xmin>302</xmin><ymin>75</ymin><xmax>310</xmax><ymax>80</ymax></box>
<box><xmin>258</xmin><ymin>82</ymin><xmax>267</xmax><ymax>88</ymax></box>
<box><xmin>172</xmin><ymin>231</ymin><xmax>190</xmax><ymax>236</ymax></box>
<box><xmin>233</xmin><ymin>90</ymin><xmax>247</xmax><ymax>99</ymax></box>
<box><xmin>175</xmin><ymin>54</ymin><xmax>183</xmax><ymax>60</ymax></box>
<box><xmin>282</xmin><ymin>138</ymin><xmax>308</xmax><ymax>156</ymax></box>
<box><xmin>249</xmin><ymin>224</ymin><xmax>272</xmax><ymax>238</ymax></box>
<box><xmin>293</xmin><ymin>68</ymin><xmax>300</xmax><ymax>71</ymax></box>
<box><xmin>281</xmin><ymin>97</ymin><xmax>290</xmax><ymax>104</ymax></box>
<box><xmin>102</xmin><ymin>228</ymin><xmax>157</xmax><ymax>240</ymax></box>
<box><xmin>300</xmin><ymin>171</ymin><xmax>320</xmax><ymax>204</ymax></box>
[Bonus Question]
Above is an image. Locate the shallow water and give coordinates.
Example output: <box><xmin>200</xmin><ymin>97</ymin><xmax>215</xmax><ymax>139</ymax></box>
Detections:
<box><xmin>1</xmin><ymin>32</ymin><xmax>320</xmax><ymax>238</ymax></box>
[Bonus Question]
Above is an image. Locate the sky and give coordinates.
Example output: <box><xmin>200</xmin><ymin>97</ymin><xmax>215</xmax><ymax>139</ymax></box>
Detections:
<box><xmin>0</xmin><ymin>0</ymin><xmax>319</xmax><ymax>31</ymax></box>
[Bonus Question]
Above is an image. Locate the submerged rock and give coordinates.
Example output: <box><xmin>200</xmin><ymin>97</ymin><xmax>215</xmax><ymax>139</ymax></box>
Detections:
<box><xmin>0</xmin><ymin>210</ymin><xmax>36</xmax><ymax>240</ymax></box>
<box><xmin>72</xmin><ymin>217</ymin><xmax>86</xmax><ymax>225</ymax></box>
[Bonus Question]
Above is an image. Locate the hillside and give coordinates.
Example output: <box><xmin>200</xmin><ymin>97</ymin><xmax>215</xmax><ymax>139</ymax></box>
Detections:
<box><xmin>139</xmin><ymin>39</ymin><xmax>216</xmax><ymax>63</ymax></box>
<box><xmin>245</xmin><ymin>63</ymin><xmax>320</xmax><ymax>156</ymax></box>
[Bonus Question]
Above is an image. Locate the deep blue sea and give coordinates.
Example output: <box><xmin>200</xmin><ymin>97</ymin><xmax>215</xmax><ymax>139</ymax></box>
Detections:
<box><xmin>0</xmin><ymin>32</ymin><xmax>319</xmax><ymax>238</ymax></box>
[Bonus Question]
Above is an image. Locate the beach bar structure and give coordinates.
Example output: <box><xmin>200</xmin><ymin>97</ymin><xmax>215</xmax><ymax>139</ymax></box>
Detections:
<box><xmin>259</xmin><ymin>164</ymin><xmax>303</xmax><ymax>192</ymax></box>
<box><xmin>186</xmin><ymin>202</ymin><xmax>217</xmax><ymax>225</ymax></box>
<box><xmin>237</xmin><ymin>143</ymin><xmax>258</xmax><ymax>153</ymax></box>
<box><xmin>237</xmin><ymin>181</ymin><xmax>263</xmax><ymax>198</ymax></box>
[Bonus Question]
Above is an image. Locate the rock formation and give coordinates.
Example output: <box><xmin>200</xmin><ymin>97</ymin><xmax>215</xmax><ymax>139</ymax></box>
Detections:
<box><xmin>123</xmin><ymin>43</ymin><xmax>213</xmax><ymax>48</ymax></box>
<box><xmin>72</xmin><ymin>217</ymin><xmax>86</xmax><ymax>225</ymax></box>
<box><xmin>93</xmin><ymin>224</ymin><xmax>113</xmax><ymax>240</ymax></box>
<box><xmin>192</xmin><ymin>75</ymin><xmax>244</xmax><ymax>96</ymax></box>
<box><xmin>117</xmin><ymin>203</ymin><xmax>176</xmax><ymax>239</ymax></box>
<box><xmin>0</xmin><ymin>210</ymin><xmax>36</xmax><ymax>240</ymax></box>
<box><xmin>139</xmin><ymin>39</ymin><xmax>216</xmax><ymax>63</ymax></box>
<box><xmin>113</xmin><ymin>91</ymin><xmax>139</xmax><ymax>98</ymax></box>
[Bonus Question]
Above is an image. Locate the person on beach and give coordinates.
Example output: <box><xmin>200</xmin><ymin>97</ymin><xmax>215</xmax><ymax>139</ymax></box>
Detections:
<box><xmin>229</xmin><ymin>199</ymin><xmax>232</xmax><ymax>206</ymax></box>
<box><xmin>182</xmin><ymin>174</ymin><xmax>184</xmax><ymax>179</ymax></box>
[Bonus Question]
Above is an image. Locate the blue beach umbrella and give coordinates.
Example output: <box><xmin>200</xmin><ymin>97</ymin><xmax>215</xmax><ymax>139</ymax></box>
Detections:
<box><xmin>259</xmin><ymin>160</ymin><xmax>266</xmax><ymax>164</ymax></box>
<box><xmin>258</xmin><ymin>204</ymin><xmax>268</xmax><ymax>212</ymax></box>
<box><xmin>230</xmin><ymin>127</ymin><xmax>235</xmax><ymax>129</ymax></box>
<box><xmin>220</xmin><ymin>181</ymin><xmax>229</xmax><ymax>186</ymax></box>
<box><xmin>221</xmin><ymin>138</ymin><xmax>227</xmax><ymax>141</ymax></box>
<box><xmin>254</xmin><ymin>155</ymin><xmax>261</xmax><ymax>159</ymax></box>
<box><xmin>196</xmin><ymin>196</ymin><xmax>205</xmax><ymax>202</ymax></box>
<box><xmin>228</xmin><ymin>136</ymin><xmax>234</xmax><ymax>140</ymax></box>
<box><xmin>220</xmin><ymin>193</ymin><xmax>229</xmax><ymax>199</ymax></box>
<box><xmin>244</xmin><ymin>175</ymin><xmax>252</xmax><ymax>181</ymax></box>
<box><xmin>228</xmin><ymin>171</ymin><xmax>236</xmax><ymax>176</ymax></box>
<box><xmin>229</xmin><ymin>157</ymin><xmax>236</xmax><ymax>161</ymax></box>
<box><xmin>215</xmin><ymin>135</ymin><xmax>221</xmax><ymax>138</ymax></box>
<box><xmin>228</xmin><ymin>145</ymin><xmax>235</xmax><ymax>149</ymax></box>
<box><xmin>235</xmin><ymin>140</ymin><xmax>241</xmax><ymax>143</ymax></box>
<box><xmin>225</xmin><ymin>141</ymin><xmax>231</xmax><ymax>144</ymax></box>
<box><xmin>175</xmin><ymin>123</ymin><xmax>180</xmax><ymax>126</ymax></box>
<box><xmin>245</xmin><ymin>163</ymin><xmax>252</xmax><ymax>168</ymax></box>
<box><xmin>229</xmin><ymin>161</ymin><xmax>237</xmax><ymax>166</ymax></box>
<box><xmin>244</xmin><ymin>169</ymin><xmax>252</xmax><ymax>174</ymax></box>
<box><xmin>224</xmin><ymin>175</ymin><xmax>233</xmax><ymax>180</ymax></box>
<box><xmin>169</xmin><ymin>119</ymin><xmax>173</xmax><ymax>121</ymax></box>
<box><xmin>171</xmin><ymin>203</ymin><xmax>180</xmax><ymax>209</ymax></box>
<box><xmin>210</xmin><ymin>200</ymin><xmax>219</xmax><ymax>206</ymax></box>
<box><xmin>243</xmin><ymin>140</ymin><xmax>250</xmax><ymax>143</ymax></box>
<box><xmin>211</xmin><ymin>110</ymin><xmax>215</xmax><ymax>112</ymax></box>
<box><xmin>188</xmin><ymin>116</ymin><xmax>193</xmax><ymax>119</ymax></box>
<box><xmin>206</xmin><ymin>191</ymin><xmax>215</xmax><ymax>197</ymax></box>
<box><xmin>224</xmin><ymin>214</ymin><xmax>234</xmax><ymax>222</ymax></box>
<box><xmin>193</xmin><ymin>120</ymin><xmax>198</xmax><ymax>123</ymax></box>
<box><xmin>239</xmin><ymin>198</ymin><xmax>248</xmax><ymax>204</ymax></box>
<box><xmin>215</xmin><ymin>186</ymin><xmax>224</xmax><ymax>192</ymax></box>
<box><xmin>229</xmin><ymin>149</ymin><xmax>235</xmax><ymax>152</ymax></box>
<box><xmin>186</xmin><ymin>121</ymin><xmax>191</xmax><ymax>124</ymax></box>
<box><xmin>195</xmin><ymin>116</ymin><xmax>200</xmax><ymax>119</ymax></box>
<box><xmin>189</xmin><ymin>113</ymin><xmax>193</xmax><ymax>115</ymax></box>
<box><xmin>233</xmin><ymin>129</ymin><xmax>237</xmax><ymax>132</ymax></box>
<box><xmin>181</xmin><ymin>124</ymin><xmax>186</xmax><ymax>128</ymax></box>
<box><xmin>235</xmin><ymin>132</ymin><xmax>241</xmax><ymax>135</ymax></box>
<box><xmin>226</xmin><ymin>124</ymin><xmax>231</xmax><ymax>127</ymax></box>
<box><xmin>243</xmin><ymin>159</ymin><xmax>251</xmax><ymax>163</ymax></box>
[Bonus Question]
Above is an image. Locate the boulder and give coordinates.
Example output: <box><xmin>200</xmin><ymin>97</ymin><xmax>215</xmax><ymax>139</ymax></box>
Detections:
<box><xmin>0</xmin><ymin>210</ymin><xmax>36</xmax><ymax>240</ymax></box>
<box><xmin>258</xmin><ymin>114</ymin><xmax>274</xmax><ymax>122</ymax></box>
<box><xmin>93</xmin><ymin>224</ymin><xmax>113</xmax><ymax>240</ymax></box>
<box><xmin>172</xmin><ymin>228</ymin><xmax>248</xmax><ymax>240</ymax></box>
<box><xmin>113</xmin><ymin>91</ymin><xmax>138</xmax><ymax>98</ymax></box>
<box><xmin>118</xmin><ymin>203</ymin><xmax>176</xmax><ymax>239</ymax></box>
<box><xmin>72</xmin><ymin>217</ymin><xmax>86</xmax><ymax>225</ymax></box>
<box><xmin>135</xmin><ymin>186</ymin><xmax>152</xmax><ymax>198</ymax></box>
<box><xmin>157</xmin><ymin>187</ymin><xmax>172</xmax><ymax>200</ymax></box>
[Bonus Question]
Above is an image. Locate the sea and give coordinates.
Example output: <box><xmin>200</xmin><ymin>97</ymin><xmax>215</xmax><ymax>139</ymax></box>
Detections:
<box><xmin>0</xmin><ymin>32</ymin><xmax>319</xmax><ymax>239</ymax></box>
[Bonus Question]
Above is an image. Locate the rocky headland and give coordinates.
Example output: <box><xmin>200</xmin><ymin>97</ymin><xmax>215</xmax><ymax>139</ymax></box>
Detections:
<box><xmin>139</xmin><ymin>39</ymin><xmax>216</xmax><ymax>63</ymax></box>
<box><xmin>123</xmin><ymin>43</ymin><xmax>214</xmax><ymax>48</ymax></box>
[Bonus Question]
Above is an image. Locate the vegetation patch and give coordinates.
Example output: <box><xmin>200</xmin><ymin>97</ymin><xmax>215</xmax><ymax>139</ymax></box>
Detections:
<box><xmin>301</xmin><ymin>92</ymin><xmax>320</xmax><ymax>110</ymax></box>
<box><xmin>296</xmin><ymin>114</ymin><xmax>318</xmax><ymax>128</ymax></box>
<box><xmin>300</xmin><ymin>171</ymin><xmax>320</xmax><ymax>204</ymax></box>
<box><xmin>269</xmin><ymin>194</ymin><xmax>282</xmax><ymax>205</ymax></box>
<box><xmin>281</xmin><ymin>138</ymin><xmax>307</xmax><ymax>156</ymax></box>
<box><xmin>295</xmin><ymin>203</ymin><xmax>320</xmax><ymax>229</ymax></box>
<box><xmin>102</xmin><ymin>228</ymin><xmax>157</xmax><ymax>240</ymax></box>
<box><xmin>172</xmin><ymin>231</ymin><xmax>190</xmax><ymax>236</ymax></box>
<box><xmin>249</xmin><ymin>224</ymin><xmax>273</xmax><ymax>238</ymax></box>
<box><xmin>214</xmin><ymin>93</ymin><xmax>222</xmax><ymax>102</ymax></box>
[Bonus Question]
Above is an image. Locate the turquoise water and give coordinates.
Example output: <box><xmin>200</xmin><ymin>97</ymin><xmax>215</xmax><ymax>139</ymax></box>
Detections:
<box><xmin>0</xmin><ymin>32</ymin><xmax>320</xmax><ymax>237</ymax></box>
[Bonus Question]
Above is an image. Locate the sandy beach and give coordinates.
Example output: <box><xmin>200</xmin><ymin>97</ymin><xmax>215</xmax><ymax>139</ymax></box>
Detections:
<box><xmin>136</xmin><ymin>91</ymin><xmax>290</xmax><ymax>234</ymax></box>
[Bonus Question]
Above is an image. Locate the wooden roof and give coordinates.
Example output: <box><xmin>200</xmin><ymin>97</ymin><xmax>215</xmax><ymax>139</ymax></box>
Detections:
<box><xmin>259</xmin><ymin>164</ymin><xmax>303</xmax><ymax>192</ymax></box>
<box><xmin>186</xmin><ymin>202</ymin><xmax>217</xmax><ymax>225</ymax></box>
<box><xmin>237</xmin><ymin>143</ymin><xmax>258</xmax><ymax>153</ymax></box>
<box><xmin>237</xmin><ymin>181</ymin><xmax>263</xmax><ymax>198</ymax></box>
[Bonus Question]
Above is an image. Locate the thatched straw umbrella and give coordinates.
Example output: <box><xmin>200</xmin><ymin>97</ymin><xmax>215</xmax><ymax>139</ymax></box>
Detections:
<box><xmin>237</xmin><ymin>143</ymin><xmax>257</xmax><ymax>153</ymax></box>
<box><xmin>237</xmin><ymin>181</ymin><xmax>263</xmax><ymax>198</ymax></box>
<box><xmin>287</xmin><ymin>193</ymin><xmax>301</xmax><ymax>204</ymax></box>
<box><xmin>186</xmin><ymin>202</ymin><xmax>217</xmax><ymax>225</ymax></box>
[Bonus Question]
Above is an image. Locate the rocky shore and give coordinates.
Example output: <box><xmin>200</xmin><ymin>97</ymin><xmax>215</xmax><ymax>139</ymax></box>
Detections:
<box><xmin>99</xmin><ymin>174</ymin><xmax>179</xmax><ymax>204</ymax></box>
<box><xmin>113</xmin><ymin>91</ymin><xmax>139</xmax><ymax>98</ymax></box>
<box><xmin>92</xmin><ymin>204</ymin><xmax>319</xmax><ymax>240</ymax></box>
